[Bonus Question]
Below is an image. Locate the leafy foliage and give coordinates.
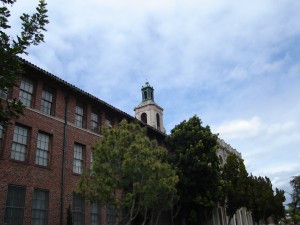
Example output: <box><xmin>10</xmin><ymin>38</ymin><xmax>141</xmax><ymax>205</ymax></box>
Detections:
<box><xmin>166</xmin><ymin>115</ymin><xmax>221</xmax><ymax>224</ymax></box>
<box><xmin>0</xmin><ymin>0</ymin><xmax>48</xmax><ymax>127</ymax></box>
<box><xmin>248</xmin><ymin>175</ymin><xmax>285</xmax><ymax>224</ymax></box>
<box><xmin>288</xmin><ymin>175</ymin><xmax>300</xmax><ymax>224</ymax></box>
<box><xmin>222</xmin><ymin>153</ymin><xmax>249</xmax><ymax>223</ymax></box>
<box><xmin>78</xmin><ymin>120</ymin><xmax>178</xmax><ymax>225</ymax></box>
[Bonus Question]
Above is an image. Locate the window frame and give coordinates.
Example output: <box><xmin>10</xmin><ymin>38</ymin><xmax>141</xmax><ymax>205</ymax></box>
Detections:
<box><xmin>91</xmin><ymin>111</ymin><xmax>100</xmax><ymax>133</ymax></box>
<box><xmin>35</xmin><ymin>132</ymin><xmax>51</xmax><ymax>167</ymax></box>
<box><xmin>31</xmin><ymin>189</ymin><xmax>49</xmax><ymax>225</ymax></box>
<box><xmin>4</xmin><ymin>185</ymin><xmax>26</xmax><ymax>225</ymax></box>
<box><xmin>19</xmin><ymin>77</ymin><xmax>34</xmax><ymax>107</ymax></box>
<box><xmin>73</xmin><ymin>144</ymin><xmax>84</xmax><ymax>174</ymax></box>
<box><xmin>0</xmin><ymin>125</ymin><xmax>4</xmax><ymax>156</ymax></box>
<box><xmin>11</xmin><ymin>124</ymin><xmax>29</xmax><ymax>162</ymax></box>
<box><xmin>73</xmin><ymin>194</ymin><xmax>85</xmax><ymax>225</ymax></box>
<box><xmin>41</xmin><ymin>86</ymin><xmax>54</xmax><ymax>116</ymax></box>
<box><xmin>90</xmin><ymin>202</ymin><xmax>101</xmax><ymax>225</ymax></box>
<box><xmin>75</xmin><ymin>102</ymin><xmax>86</xmax><ymax>128</ymax></box>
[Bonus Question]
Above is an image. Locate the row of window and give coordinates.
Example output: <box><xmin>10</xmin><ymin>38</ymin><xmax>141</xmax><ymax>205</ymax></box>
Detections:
<box><xmin>3</xmin><ymin>185</ymin><xmax>102</xmax><ymax>225</ymax></box>
<box><xmin>18</xmin><ymin>77</ymin><xmax>114</xmax><ymax>134</ymax></box>
<box><xmin>1</xmin><ymin>124</ymin><xmax>90</xmax><ymax>173</ymax></box>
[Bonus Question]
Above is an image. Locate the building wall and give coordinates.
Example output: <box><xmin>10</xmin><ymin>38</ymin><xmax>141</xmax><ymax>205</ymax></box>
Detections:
<box><xmin>0</xmin><ymin>61</ymin><xmax>165</xmax><ymax>225</ymax></box>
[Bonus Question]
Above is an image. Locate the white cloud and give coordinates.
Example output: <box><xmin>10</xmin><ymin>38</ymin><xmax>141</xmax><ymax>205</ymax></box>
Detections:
<box><xmin>12</xmin><ymin>0</ymin><xmax>300</xmax><ymax>203</ymax></box>
<box><xmin>214</xmin><ymin>117</ymin><xmax>263</xmax><ymax>140</ymax></box>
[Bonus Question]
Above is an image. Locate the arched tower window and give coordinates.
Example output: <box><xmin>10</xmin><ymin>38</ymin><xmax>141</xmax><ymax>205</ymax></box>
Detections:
<box><xmin>156</xmin><ymin>113</ymin><xmax>160</xmax><ymax>129</ymax></box>
<box><xmin>219</xmin><ymin>155</ymin><xmax>223</xmax><ymax>166</ymax></box>
<box><xmin>144</xmin><ymin>91</ymin><xmax>147</xmax><ymax>100</ymax></box>
<box><xmin>141</xmin><ymin>113</ymin><xmax>147</xmax><ymax>124</ymax></box>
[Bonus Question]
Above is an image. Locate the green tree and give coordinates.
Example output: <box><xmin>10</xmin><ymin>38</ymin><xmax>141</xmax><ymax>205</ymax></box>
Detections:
<box><xmin>78</xmin><ymin>120</ymin><xmax>178</xmax><ymax>225</ymax></box>
<box><xmin>0</xmin><ymin>0</ymin><xmax>48</xmax><ymax>127</ymax></box>
<box><xmin>288</xmin><ymin>175</ymin><xmax>300</xmax><ymax>224</ymax></box>
<box><xmin>166</xmin><ymin>115</ymin><xmax>222</xmax><ymax>225</ymax></box>
<box><xmin>248</xmin><ymin>175</ymin><xmax>285</xmax><ymax>225</ymax></box>
<box><xmin>222</xmin><ymin>153</ymin><xmax>249</xmax><ymax>224</ymax></box>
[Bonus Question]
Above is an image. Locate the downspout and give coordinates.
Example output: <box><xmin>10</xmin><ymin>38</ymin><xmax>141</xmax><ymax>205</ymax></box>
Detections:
<box><xmin>61</xmin><ymin>96</ymin><xmax>69</xmax><ymax>225</ymax></box>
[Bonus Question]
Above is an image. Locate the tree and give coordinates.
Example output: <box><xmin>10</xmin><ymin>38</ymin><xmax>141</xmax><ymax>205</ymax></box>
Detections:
<box><xmin>166</xmin><ymin>115</ymin><xmax>222</xmax><ymax>225</ymax></box>
<box><xmin>0</xmin><ymin>0</ymin><xmax>48</xmax><ymax>127</ymax></box>
<box><xmin>248</xmin><ymin>175</ymin><xmax>285</xmax><ymax>225</ymax></box>
<box><xmin>288</xmin><ymin>175</ymin><xmax>300</xmax><ymax>224</ymax></box>
<box><xmin>78</xmin><ymin>120</ymin><xmax>178</xmax><ymax>225</ymax></box>
<box><xmin>222</xmin><ymin>152</ymin><xmax>249</xmax><ymax>224</ymax></box>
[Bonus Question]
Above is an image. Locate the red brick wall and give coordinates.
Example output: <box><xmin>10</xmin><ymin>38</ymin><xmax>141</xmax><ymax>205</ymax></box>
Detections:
<box><xmin>0</xmin><ymin>67</ymin><xmax>104</xmax><ymax>225</ymax></box>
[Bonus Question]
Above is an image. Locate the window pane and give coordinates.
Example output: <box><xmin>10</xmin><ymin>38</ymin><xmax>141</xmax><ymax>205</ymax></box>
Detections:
<box><xmin>32</xmin><ymin>189</ymin><xmax>49</xmax><ymax>225</ymax></box>
<box><xmin>19</xmin><ymin>78</ymin><xmax>34</xmax><ymax>107</ymax></box>
<box><xmin>106</xmin><ymin>204</ymin><xmax>116</xmax><ymax>225</ymax></box>
<box><xmin>35</xmin><ymin>133</ymin><xmax>50</xmax><ymax>166</ymax></box>
<box><xmin>73</xmin><ymin>195</ymin><xmax>85</xmax><ymax>225</ymax></box>
<box><xmin>73</xmin><ymin>144</ymin><xmax>83</xmax><ymax>174</ymax></box>
<box><xmin>0</xmin><ymin>125</ymin><xmax>3</xmax><ymax>153</ymax></box>
<box><xmin>41</xmin><ymin>88</ymin><xmax>53</xmax><ymax>115</ymax></box>
<box><xmin>4</xmin><ymin>185</ymin><xmax>26</xmax><ymax>225</ymax></box>
<box><xmin>91</xmin><ymin>202</ymin><xmax>101</xmax><ymax>225</ymax></box>
<box><xmin>11</xmin><ymin>125</ymin><xmax>28</xmax><ymax>161</ymax></box>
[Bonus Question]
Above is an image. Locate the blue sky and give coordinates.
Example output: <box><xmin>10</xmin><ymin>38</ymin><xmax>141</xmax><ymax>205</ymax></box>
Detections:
<box><xmin>10</xmin><ymin>0</ymin><xmax>300</xmax><ymax>203</ymax></box>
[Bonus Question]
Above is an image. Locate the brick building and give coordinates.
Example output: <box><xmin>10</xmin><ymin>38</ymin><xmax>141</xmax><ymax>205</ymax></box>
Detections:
<box><xmin>0</xmin><ymin>58</ymin><xmax>166</xmax><ymax>225</ymax></box>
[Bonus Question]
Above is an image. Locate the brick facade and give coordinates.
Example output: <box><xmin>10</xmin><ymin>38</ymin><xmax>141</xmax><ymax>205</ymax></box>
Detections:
<box><xmin>0</xmin><ymin>59</ymin><xmax>166</xmax><ymax>225</ymax></box>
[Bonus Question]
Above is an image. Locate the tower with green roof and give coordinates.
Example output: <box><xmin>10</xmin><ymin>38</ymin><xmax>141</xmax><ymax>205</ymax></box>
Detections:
<box><xmin>134</xmin><ymin>82</ymin><xmax>165</xmax><ymax>133</ymax></box>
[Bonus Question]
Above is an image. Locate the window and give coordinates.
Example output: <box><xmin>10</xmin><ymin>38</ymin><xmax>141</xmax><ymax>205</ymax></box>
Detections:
<box><xmin>31</xmin><ymin>189</ymin><xmax>49</xmax><ymax>225</ymax></box>
<box><xmin>156</xmin><ymin>113</ymin><xmax>160</xmax><ymax>129</ymax></box>
<box><xmin>11</xmin><ymin>125</ymin><xmax>28</xmax><ymax>161</ymax></box>
<box><xmin>73</xmin><ymin>144</ymin><xmax>83</xmax><ymax>174</ymax></box>
<box><xmin>0</xmin><ymin>87</ymin><xmax>8</xmax><ymax>99</ymax></box>
<box><xmin>91</xmin><ymin>112</ymin><xmax>100</xmax><ymax>133</ymax></box>
<box><xmin>36</xmin><ymin>132</ymin><xmax>50</xmax><ymax>166</ymax></box>
<box><xmin>141</xmin><ymin>113</ymin><xmax>147</xmax><ymax>124</ymax></box>
<box><xmin>105</xmin><ymin>116</ymin><xmax>113</xmax><ymax>127</ymax></box>
<box><xmin>19</xmin><ymin>77</ymin><xmax>34</xmax><ymax>107</ymax></box>
<box><xmin>90</xmin><ymin>202</ymin><xmax>101</xmax><ymax>225</ymax></box>
<box><xmin>75</xmin><ymin>103</ymin><xmax>85</xmax><ymax>128</ymax></box>
<box><xmin>106</xmin><ymin>204</ymin><xmax>116</xmax><ymax>225</ymax></box>
<box><xmin>90</xmin><ymin>151</ymin><xmax>93</xmax><ymax>175</ymax></box>
<box><xmin>73</xmin><ymin>194</ymin><xmax>85</xmax><ymax>225</ymax></box>
<box><xmin>0</xmin><ymin>125</ymin><xmax>3</xmax><ymax>153</ymax></box>
<box><xmin>41</xmin><ymin>87</ymin><xmax>54</xmax><ymax>115</ymax></box>
<box><xmin>4</xmin><ymin>185</ymin><xmax>26</xmax><ymax>225</ymax></box>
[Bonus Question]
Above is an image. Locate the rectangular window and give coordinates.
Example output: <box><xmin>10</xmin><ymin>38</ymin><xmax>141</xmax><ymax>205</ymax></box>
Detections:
<box><xmin>91</xmin><ymin>112</ymin><xmax>100</xmax><ymax>133</ymax></box>
<box><xmin>90</xmin><ymin>152</ymin><xmax>93</xmax><ymax>175</ymax></box>
<box><xmin>36</xmin><ymin>132</ymin><xmax>50</xmax><ymax>167</ymax></box>
<box><xmin>73</xmin><ymin>194</ymin><xmax>85</xmax><ymax>225</ymax></box>
<box><xmin>0</xmin><ymin>88</ymin><xmax>8</xmax><ymax>99</ymax></box>
<box><xmin>31</xmin><ymin>189</ymin><xmax>49</xmax><ymax>225</ymax></box>
<box><xmin>0</xmin><ymin>125</ymin><xmax>3</xmax><ymax>153</ymax></box>
<box><xmin>90</xmin><ymin>202</ymin><xmax>101</xmax><ymax>225</ymax></box>
<box><xmin>11</xmin><ymin>125</ymin><xmax>28</xmax><ymax>161</ymax></box>
<box><xmin>4</xmin><ymin>185</ymin><xmax>26</xmax><ymax>225</ymax></box>
<box><xmin>75</xmin><ymin>102</ymin><xmax>85</xmax><ymax>128</ymax></box>
<box><xmin>41</xmin><ymin>87</ymin><xmax>54</xmax><ymax>115</ymax></box>
<box><xmin>105</xmin><ymin>116</ymin><xmax>113</xmax><ymax>127</ymax></box>
<box><xmin>73</xmin><ymin>144</ymin><xmax>83</xmax><ymax>174</ymax></box>
<box><xmin>19</xmin><ymin>77</ymin><xmax>34</xmax><ymax>107</ymax></box>
<box><xmin>106</xmin><ymin>204</ymin><xmax>116</xmax><ymax>225</ymax></box>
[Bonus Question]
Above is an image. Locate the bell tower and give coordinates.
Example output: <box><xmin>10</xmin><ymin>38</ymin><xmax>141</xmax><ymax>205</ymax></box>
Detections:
<box><xmin>134</xmin><ymin>82</ymin><xmax>165</xmax><ymax>133</ymax></box>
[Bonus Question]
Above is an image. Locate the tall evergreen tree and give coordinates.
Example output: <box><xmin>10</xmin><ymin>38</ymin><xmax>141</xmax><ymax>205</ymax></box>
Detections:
<box><xmin>248</xmin><ymin>175</ymin><xmax>285</xmax><ymax>224</ymax></box>
<box><xmin>0</xmin><ymin>0</ymin><xmax>48</xmax><ymax>126</ymax></box>
<box><xmin>288</xmin><ymin>175</ymin><xmax>300</xmax><ymax>224</ymax></box>
<box><xmin>222</xmin><ymin>152</ymin><xmax>249</xmax><ymax>224</ymax></box>
<box><xmin>166</xmin><ymin>115</ymin><xmax>222</xmax><ymax>225</ymax></box>
<box><xmin>78</xmin><ymin>120</ymin><xmax>178</xmax><ymax>225</ymax></box>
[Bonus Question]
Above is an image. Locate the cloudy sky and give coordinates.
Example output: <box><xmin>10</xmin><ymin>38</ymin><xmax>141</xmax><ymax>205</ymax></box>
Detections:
<box><xmin>9</xmin><ymin>0</ymin><xmax>300</xmax><ymax>203</ymax></box>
